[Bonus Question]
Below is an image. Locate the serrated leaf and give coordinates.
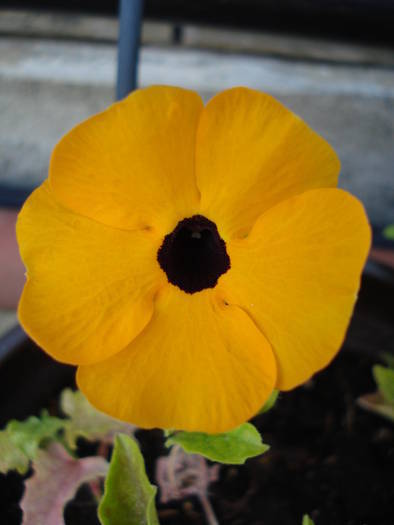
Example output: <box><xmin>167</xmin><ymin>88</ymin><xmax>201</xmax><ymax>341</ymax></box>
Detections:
<box><xmin>98</xmin><ymin>434</ymin><xmax>159</xmax><ymax>525</ymax></box>
<box><xmin>60</xmin><ymin>389</ymin><xmax>135</xmax><ymax>449</ymax></box>
<box><xmin>0</xmin><ymin>412</ymin><xmax>66</xmax><ymax>473</ymax></box>
<box><xmin>6</xmin><ymin>412</ymin><xmax>65</xmax><ymax>459</ymax></box>
<box><xmin>373</xmin><ymin>365</ymin><xmax>394</xmax><ymax>404</ymax></box>
<box><xmin>166</xmin><ymin>423</ymin><xmax>269</xmax><ymax>465</ymax></box>
<box><xmin>302</xmin><ymin>515</ymin><xmax>315</xmax><ymax>525</ymax></box>
<box><xmin>0</xmin><ymin>432</ymin><xmax>29</xmax><ymax>474</ymax></box>
<box><xmin>258</xmin><ymin>389</ymin><xmax>279</xmax><ymax>414</ymax></box>
<box><xmin>358</xmin><ymin>392</ymin><xmax>394</xmax><ymax>422</ymax></box>
<box><xmin>382</xmin><ymin>224</ymin><xmax>394</xmax><ymax>241</ymax></box>
<box><xmin>20</xmin><ymin>442</ymin><xmax>108</xmax><ymax>525</ymax></box>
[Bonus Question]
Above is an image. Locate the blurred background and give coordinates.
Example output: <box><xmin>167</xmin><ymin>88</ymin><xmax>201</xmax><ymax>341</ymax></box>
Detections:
<box><xmin>0</xmin><ymin>0</ymin><xmax>393</xmax><ymax>335</ymax></box>
<box><xmin>0</xmin><ymin>5</ymin><xmax>394</xmax><ymax>524</ymax></box>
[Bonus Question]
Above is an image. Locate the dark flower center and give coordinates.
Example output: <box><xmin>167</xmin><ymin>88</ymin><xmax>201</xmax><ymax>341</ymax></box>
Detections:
<box><xmin>157</xmin><ymin>215</ymin><xmax>231</xmax><ymax>294</ymax></box>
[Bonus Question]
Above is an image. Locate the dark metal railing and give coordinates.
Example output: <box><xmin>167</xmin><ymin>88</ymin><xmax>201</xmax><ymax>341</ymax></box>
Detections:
<box><xmin>116</xmin><ymin>0</ymin><xmax>143</xmax><ymax>100</ymax></box>
<box><xmin>0</xmin><ymin>0</ymin><xmax>144</xmax><ymax>208</ymax></box>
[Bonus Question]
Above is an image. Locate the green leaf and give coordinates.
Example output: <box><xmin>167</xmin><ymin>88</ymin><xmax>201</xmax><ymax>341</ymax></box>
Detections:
<box><xmin>6</xmin><ymin>411</ymin><xmax>65</xmax><ymax>459</ymax></box>
<box><xmin>61</xmin><ymin>389</ymin><xmax>135</xmax><ymax>449</ymax></box>
<box><xmin>0</xmin><ymin>411</ymin><xmax>65</xmax><ymax>475</ymax></box>
<box><xmin>357</xmin><ymin>392</ymin><xmax>394</xmax><ymax>422</ymax></box>
<box><xmin>302</xmin><ymin>515</ymin><xmax>315</xmax><ymax>525</ymax></box>
<box><xmin>382</xmin><ymin>224</ymin><xmax>394</xmax><ymax>241</ymax></box>
<box><xmin>358</xmin><ymin>364</ymin><xmax>394</xmax><ymax>422</ymax></box>
<box><xmin>98</xmin><ymin>434</ymin><xmax>159</xmax><ymax>525</ymax></box>
<box><xmin>165</xmin><ymin>423</ymin><xmax>269</xmax><ymax>465</ymax></box>
<box><xmin>0</xmin><ymin>432</ymin><xmax>29</xmax><ymax>474</ymax></box>
<box><xmin>373</xmin><ymin>365</ymin><xmax>394</xmax><ymax>404</ymax></box>
<box><xmin>258</xmin><ymin>389</ymin><xmax>279</xmax><ymax>414</ymax></box>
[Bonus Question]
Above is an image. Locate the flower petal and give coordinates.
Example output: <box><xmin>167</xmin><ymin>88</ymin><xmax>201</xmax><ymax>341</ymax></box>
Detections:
<box><xmin>196</xmin><ymin>87</ymin><xmax>340</xmax><ymax>239</ymax></box>
<box><xmin>50</xmin><ymin>86</ymin><xmax>203</xmax><ymax>235</ymax></box>
<box><xmin>77</xmin><ymin>285</ymin><xmax>277</xmax><ymax>433</ymax></box>
<box><xmin>219</xmin><ymin>188</ymin><xmax>371</xmax><ymax>389</ymax></box>
<box><xmin>17</xmin><ymin>182</ymin><xmax>166</xmax><ymax>365</ymax></box>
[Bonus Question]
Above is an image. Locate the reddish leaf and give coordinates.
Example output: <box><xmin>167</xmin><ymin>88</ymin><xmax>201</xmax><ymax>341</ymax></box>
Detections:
<box><xmin>21</xmin><ymin>443</ymin><xmax>108</xmax><ymax>525</ymax></box>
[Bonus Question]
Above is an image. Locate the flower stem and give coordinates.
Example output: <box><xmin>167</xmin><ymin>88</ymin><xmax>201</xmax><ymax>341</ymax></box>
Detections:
<box><xmin>198</xmin><ymin>493</ymin><xmax>220</xmax><ymax>525</ymax></box>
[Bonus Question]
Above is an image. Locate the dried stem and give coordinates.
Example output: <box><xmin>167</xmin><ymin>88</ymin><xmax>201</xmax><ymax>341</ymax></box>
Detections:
<box><xmin>156</xmin><ymin>444</ymin><xmax>220</xmax><ymax>524</ymax></box>
<box><xmin>198</xmin><ymin>493</ymin><xmax>220</xmax><ymax>525</ymax></box>
<box><xmin>167</xmin><ymin>444</ymin><xmax>181</xmax><ymax>489</ymax></box>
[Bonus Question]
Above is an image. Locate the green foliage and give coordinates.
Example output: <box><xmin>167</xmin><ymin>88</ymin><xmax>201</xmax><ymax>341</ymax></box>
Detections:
<box><xmin>98</xmin><ymin>434</ymin><xmax>159</xmax><ymax>525</ymax></box>
<box><xmin>60</xmin><ymin>389</ymin><xmax>135</xmax><ymax>449</ymax></box>
<box><xmin>302</xmin><ymin>515</ymin><xmax>315</xmax><ymax>525</ymax></box>
<box><xmin>166</xmin><ymin>423</ymin><xmax>269</xmax><ymax>465</ymax></box>
<box><xmin>358</xmin><ymin>362</ymin><xmax>394</xmax><ymax>422</ymax></box>
<box><xmin>0</xmin><ymin>411</ymin><xmax>65</xmax><ymax>474</ymax></box>
<box><xmin>0</xmin><ymin>432</ymin><xmax>28</xmax><ymax>474</ymax></box>
<box><xmin>0</xmin><ymin>389</ymin><xmax>136</xmax><ymax>475</ymax></box>
<box><xmin>373</xmin><ymin>365</ymin><xmax>394</xmax><ymax>404</ymax></box>
<box><xmin>258</xmin><ymin>389</ymin><xmax>279</xmax><ymax>414</ymax></box>
<box><xmin>359</xmin><ymin>394</ymin><xmax>394</xmax><ymax>421</ymax></box>
<box><xmin>1</xmin><ymin>391</ymin><xmax>157</xmax><ymax>524</ymax></box>
<box><xmin>382</xmin><ymin>224</ymin><xmax>394</xmax><ymax>241</ymax></box>
<box><xmin>6</xmin><ymin>412</ymin><xmax>65</xmax><ymax>458</ymax></box>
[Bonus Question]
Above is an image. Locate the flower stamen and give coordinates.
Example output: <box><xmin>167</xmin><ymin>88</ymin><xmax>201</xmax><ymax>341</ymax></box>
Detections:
<box><xmin>157</xmin><ymin>215</ymin><xmax>230</xmax><ymax>294</ymax></box>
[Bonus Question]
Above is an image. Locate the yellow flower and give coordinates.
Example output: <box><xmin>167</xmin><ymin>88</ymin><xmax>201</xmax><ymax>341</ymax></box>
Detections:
<box><xmin>17</xmin><ymin>86</ymin><xmax>371</xmax><ymax>433</ymax></box>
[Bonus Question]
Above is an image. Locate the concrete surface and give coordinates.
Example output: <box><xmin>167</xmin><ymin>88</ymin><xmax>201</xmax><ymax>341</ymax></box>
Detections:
<box><xmin>2</xmin><ymin>9</ymin><xmax>394</xmax><ymax>67</ymax></box>
<box><xmin>0</xmin><ymin>311</ymin><xmax>17</xmax><ymax>339</ymax></box>
<box><xmin>0</xmin><ymin>37</ymin><xmax>393</xmax><ymax>225</ymax></box>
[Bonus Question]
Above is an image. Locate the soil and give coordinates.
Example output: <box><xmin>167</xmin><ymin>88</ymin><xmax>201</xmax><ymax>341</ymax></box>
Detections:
<box><xmin>1</xmin><ymin>273</ymin><xmax>393</xmax><ymax>525</ymax></box>
<box><xmin>144</xmin><ymin>351</ymin><xmax>394</xmax><ymax>525</ymax></box>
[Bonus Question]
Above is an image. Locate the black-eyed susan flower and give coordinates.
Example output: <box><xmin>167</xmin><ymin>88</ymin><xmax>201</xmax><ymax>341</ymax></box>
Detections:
<box><xmin>17</xmin><ymin>86</ymin><xmax>371</xmax><ymax>433</ymax></box>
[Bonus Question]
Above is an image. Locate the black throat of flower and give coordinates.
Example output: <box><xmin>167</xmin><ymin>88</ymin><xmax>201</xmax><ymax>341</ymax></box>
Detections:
<box><xmin>157</xmin><ymin>215</ymin><xmax>231</xmax><ymax>294</ymax></box>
